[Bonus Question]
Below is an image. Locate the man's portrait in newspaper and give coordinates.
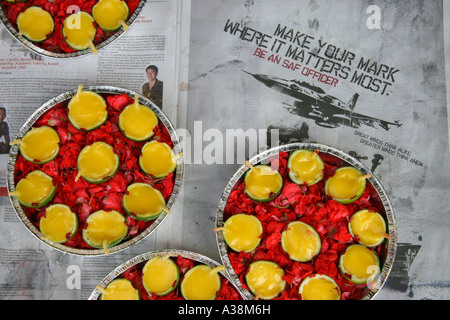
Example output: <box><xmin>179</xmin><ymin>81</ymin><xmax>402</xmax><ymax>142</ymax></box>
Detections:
<box><xmin>0</xmin><ymin>107</ymin><xmax>10</xmax><ymax>154</ymax></box>
<box><xmin>142</xmin><ymin>65</ymin><xmax>163</xmax><ymax>109</ymax></box>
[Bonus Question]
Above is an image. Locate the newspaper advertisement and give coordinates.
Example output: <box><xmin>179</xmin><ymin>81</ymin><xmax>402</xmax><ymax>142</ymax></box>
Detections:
<box><xmin>179</xmin><ymin>0</ymin><xmax>449</xmax><ymax>300</ymax></box>
<box><xmin>0</xmin><ymin>0</ymin><xmax>449</xmax><ymax>301</ymax></box>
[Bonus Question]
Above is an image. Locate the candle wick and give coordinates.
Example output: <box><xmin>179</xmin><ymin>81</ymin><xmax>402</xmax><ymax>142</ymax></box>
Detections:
<box><xmin>359</xmin><ymin>174</ymin><xmax>371</xmax><ymax>182</ymax></box>
<box><xmin>76</xmin><ymin>84</ymin><xmax>83</xmax><ymax>97</ymax></box>
<box><xmin>10</xmin><ymin>139</ymin><xmax>22</xmax><ymax>146</ymax></box>
<box><xmin>120</xmin><ymin>20</ymin><xmax>129</xmax><ymax>31</ymax></box>
<box><xmin>161</xmin><ymin>254</ymin><xmax>172</xmax><ymax>261</ymax></box>
<box><xmin>103</xmin><ymin>239</ymin><xmax>110</xmax><ymax>256</ymax></box>
<box><xmin>209</xmin><ymin>265</ymin><xmax>225</xmax><ymax>275</ymax></box>
<box><xmin>172</xmin><ymin>152</ymin><xmax>183</xmax><ymax>162</ymax></box>
<box><xmin>89</xmin><ymin>41</ymin><xmax>98</xmax><ymax>55</ymax></box>
<box><xmin>96</xmin><ymin>286</ymin><xmax>108</xmax><ymax>295</ymax></box>
<box><xmin>8</xmin><ymin>190</ymin><xmax>20</xmax><ymax>197</ymax></box>
<box><xmin>161</xmin><ymin>206</ymin><xmax>171</xmax><ymax>215</ymax></box>
<box><xmin>245</xmin><ymin>160</ymin><xmax>254</xmax><ymax>171</ymax></box>
<box><xmin>308</xmin><ymin>151</ymin><xmax>318</xmax><ymax>159</ymax></box>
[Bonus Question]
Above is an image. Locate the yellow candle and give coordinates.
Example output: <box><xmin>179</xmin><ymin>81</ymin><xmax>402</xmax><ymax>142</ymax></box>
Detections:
<box><xmin>139</xmin><ymin>141</ymin><xmax>178</xmax><ymax>178</ymax></box>
<box><xmin>76</xmin><ymin>142</ymin><xmax>119</xmax><ymax>184</ymax></box>
<box><xmin>245</xmin><ymin>260</ymin><xmax>286</xmax><ymax>300</ymax></box>
<box><xmin>339</xmin><ymin>244</ymin><xmax>380</xmax><ymax>284</ymax></box>
<box><xmin>68</xmin><ymin>88</ymin><xmax>108</xmax><ymax>131</ymax></box>
<box><xmin>17</xmin><ymin>6</ymin><xmax>54</xmax><ymax>42</ymax></box>
<box><xmin>123</xmin><ymin>183</ymin><xmax>168</xmax><ymax>221</ymax></box>
<box><xmin>221</xmin><ymin>214</ymin><xmax>262</xmax><ymax>252</ymax></box>
<box><xmin>288</xmin><ymin>149</ymin><xmax>324</xmax><ymax>185</ymax></box>
<box><xmin>92</xmin><ymin>0</ymin><xmax>130</xmax><ymax>31</ymax></box>
<box><xmin>142</xmin><ymin>256</ymin><xmax>180</xmax><ymax>296</ymax></box>
<box><xmin>349</xmin><ymin>209</ymin><xmax>389</xmax><ymax>247</ymax></box>
<box><xmin>281</xmin><ymin>221</ymin><xmax>321</xmax><ymax>262</ymax></box>
<box><xmin>62</xmin><ymin>12</ymin><xmax>97</xmax><ymax>53</ymax></box>
<box><xmin>299</xmin><ymin>274</ymin><xmax>341</xmax><ymax>300</ymax></box>
<box><xmin>13</xmin><ymin>170</ymin><xmax>56</xmax><ymax>208</ymax></box>
<box><xmin>118</xmin><ymin>96</ymin><xmax>158</xmax><ymax>141</ymax></box>
<box><xmin>244</xmin><ymin>164</ymin><xmax>283</xmax><ymax>202</ymax></box>
<box><xmin>325</xmin><ymin>167</ymin><xmax>370</xmax><ymax>204</ymax></box>
<box><xmin>18</xmin><ymin>126</ymin><xmax>60</xmax><ymax>164</ymax></box>
<box><xmin>180</xmin><ymin>265</ymin><xmax>223</xmax><ymax>300</ymax></box>
<box><xmin>82</xmin><ymin>210</ymin><xmax>128</xmax><ymax>254</ymax></box>
<box><xmin>98</xmin><ymin>279</ymin><xmax>140</xmax><ymax>300</ymax></box>
<box><xmin>40</xmin><ymin>204</ymin><xmax>78</xmax><ymax>244</ymax></box>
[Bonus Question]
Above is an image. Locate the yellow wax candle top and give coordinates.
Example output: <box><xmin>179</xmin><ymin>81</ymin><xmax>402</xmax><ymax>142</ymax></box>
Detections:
<box><xmin>181</xmin><ymin>265</ymin><xmax>222</xmax><ymax>300</ymax></box>
<box><xmin>77</xmin><ymin>142</ymin><xmax>118</xmax><ymax>182</ymax></box>
<box><xmin>99</xmin><ymin>279</ymin><xmax>140</xmax><ymax>300</ymax></box>
<box><xmin>40</xmin><ymin>204</ymin><xmax>78</xmax><ymax>243</ymax></box>
<box><xmin>349</xmin><ymin>209</ymin><xmax>388</xmax><ymax>247</ymax></box>
<box><xmin>299</xmin><ymin>274</ymin><xmax>341</xmax><ymax>300</ymax></box>
<box><xmin>63</xmin><ymin>12</ymin><xmax>97</xmax><ymax>52</ymax></box>
<box><xmin>17</xmin><ymin>6</ymin><xmax>54</xmax><ymax>42</ymax></box>
<box><xmin>68</xmin><ymin>88</ymin><xmax>107</xmax><ymax>131</ymax></box>
<box><xmin>326</xmin><ymin>167</ymin><xmax>370</xmax><ymax>203</ymax></box>
<box><xmin>83</xmin><ymin>210</ymin><xmax>128</xmax><ymax>251</ymax></box>
<box><xmin>222</xmin><ymin>214</ymin><xmax>262</xmax><ymax>253</ymax></box>
<box><xmin>288</xmin><ymin>149</ymin><xmax>324</xmax><ymax>185</ymax></box>
<box><xmin>14</xmin><ymin>170</ymin><xmax>55</xmax><ymax>207</ymax></box>
<box><xmin>142</xmin><ymin>256</ymin><xmax>179</xmax><ymax>296</ymax></box>
<box><xmin>281</xmin><ymin>221</ymin><xmax>321</xmax><ymax>262</ymax></box>
<box><xmin>119</xmin><ymin>98</ymin><xmax>158</xmax><ymax>141</ymax></box>
<box><xmin>139</xmin><ymin>141</ymin><xmax>177</xmax><ymax>178</ymax></box>
<box><xmin>92</xmin><ymin>0</ymin><xmax>130</xmax><ymax>31</ymax></box>
<box><xmin>341</xmin><ymin>245</ymin><xmax>379</xmax><ymax>282</ymax></box>
<box><xmin>123</xmin><ymin>183</ymin><xmax>167</xmax><ymax>221</ymax></box>
<box><xmin>245</xmin><ymin>260</ymin><xmax>286</xmax><ymax>300</ymax></box>
<box><xmin>19</xmin><ymin>126</ymin><xmax>60</xmax><ymax>164</ymax></box>
<box><xmin>245</xmin><ymin>165</ymin><xmax>283</xmax><ymax>201</ymax></box>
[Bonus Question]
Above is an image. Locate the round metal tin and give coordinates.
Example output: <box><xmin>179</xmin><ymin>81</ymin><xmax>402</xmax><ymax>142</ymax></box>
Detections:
<box><xmin>7</xmin><ymin>86</ymin><xmax>184</xmax><ymax>256</ymax></box>
<box><xmin>215</xmin><ymin>143</ymin><xmax>397</xmax><ymax>300</ymax></box>
<box><xmin>88</xmin><ymin>249</ymin><xmax>244</xmax><ymax>300</ymax></box>
<box><xmin>0</xmin><ymin>0</ymin><xmax>146</xmax><ymax>58</ymax></box>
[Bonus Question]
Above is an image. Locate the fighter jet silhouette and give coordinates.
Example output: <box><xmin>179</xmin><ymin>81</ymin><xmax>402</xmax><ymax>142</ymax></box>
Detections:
<box><xmin>243</xmin><ymin>71</ymin><xmax>402</xmax><ymax>131</ymax></box>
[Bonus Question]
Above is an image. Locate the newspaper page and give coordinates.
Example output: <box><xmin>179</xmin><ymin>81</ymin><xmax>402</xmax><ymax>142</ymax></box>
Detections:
<box><xmin>179</xmin><ymin>0</ymin><xmax>450</xmax><ymax>300</ymax></box>
<box><xmin>0</xmin><ymin>0</ymin><xmax>180</xmax><ymax>299</ymax></box>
